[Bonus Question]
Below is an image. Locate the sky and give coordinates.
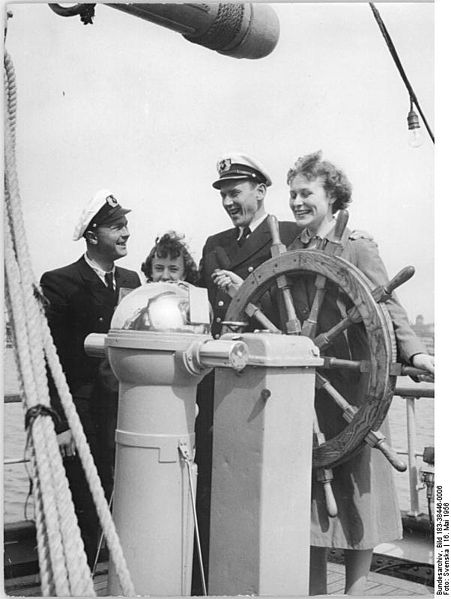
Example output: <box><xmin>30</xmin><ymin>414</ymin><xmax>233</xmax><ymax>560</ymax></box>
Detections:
<box><xmin>4</xmin><ymin>0</ymin><xmax>435</xmax><ymax>324</ymax></box>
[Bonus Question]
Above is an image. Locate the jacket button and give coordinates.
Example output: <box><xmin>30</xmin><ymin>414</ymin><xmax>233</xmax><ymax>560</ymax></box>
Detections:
<box><xmin>215</xmin><ymin>317</ymin><xmax>221</xmax><ymax>323</ymax></box>
<box><xmin>214</xmin><ymin>334</ymin><xmax>220</xmax><ymax>339</ymax></box>
<box><xmin>248</xmin><ymin>266</ymin><xmax>254</xmax><ymax>273</ymax></box>
<box><xmin>218</xmin><ymin>300</ymin><xmax>224</xmax><ymax>307</ymax></box>
<box><xmin>99</xmin><ymin>317</ymin><xmax>104</xmax><ymax>322</ymax></box>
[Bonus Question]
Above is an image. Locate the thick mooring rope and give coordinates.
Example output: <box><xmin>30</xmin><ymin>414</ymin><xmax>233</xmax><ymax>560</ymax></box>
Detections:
<box><xmin>4</xmin><ymin>49</ymin><xmax>135</xmax><ymax>596</ymax></box>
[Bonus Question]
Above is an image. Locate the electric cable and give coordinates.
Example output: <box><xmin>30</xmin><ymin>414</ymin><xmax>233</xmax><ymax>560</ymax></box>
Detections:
<box><xmin>369</xmin><ymin>2</ymin><xmax>434</xmax><ymax>143</ymax></box>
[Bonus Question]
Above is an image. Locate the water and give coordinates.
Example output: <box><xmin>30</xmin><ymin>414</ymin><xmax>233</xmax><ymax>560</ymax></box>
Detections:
<box><xmin>3</xmin><ymin>348</ymin><xmax>35</xmax><ymax>523</ymax></box>
<box><xmin>3</xmin><ymin>403</ymin><xmax>34</xmax><ymax>523</ymax></box>
<box><xmin>3</xmin><ymin>349</ymin><xmax>434</xmax><ymax>524</ymax></box>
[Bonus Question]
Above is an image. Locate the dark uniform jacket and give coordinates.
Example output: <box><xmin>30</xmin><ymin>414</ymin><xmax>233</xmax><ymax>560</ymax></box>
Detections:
<box><xmin>40</xmin><ymin>255</ymin><xmax>140</xmax><ymax>565</ymax></box>
<box><xmin>40</xmin><ymin>255</ymin><xmax>141</xmax><ymax>431</ymax></box>
<box><xmin>193</xmin><ymin>215</ymin><xmax>298</xmax><ymax>588</ymax></box>
<box><xmin>199</xmin><ymin>216</ymin><xmax>299</xmax><ymax>336</ymax></box>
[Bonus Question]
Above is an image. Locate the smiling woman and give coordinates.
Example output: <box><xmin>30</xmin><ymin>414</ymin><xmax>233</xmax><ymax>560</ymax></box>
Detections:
<box><xmin>288</xmin><ymin>151</ymin><xmax>352</xmax><ymax>237</ymax></box>
<box><xmin>283</xmin><ymin>151</ymin><xmax>434</xmax><ymax>594</ymax></box>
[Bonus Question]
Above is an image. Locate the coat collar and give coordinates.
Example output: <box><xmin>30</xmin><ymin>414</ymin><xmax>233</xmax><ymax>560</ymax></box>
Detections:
<box><xmin>293</xmin><ymin>223</ymin><xmax>352</xmax><ymax>251</ymax></box>
<box><xmin>77</xmin><ymin>255</ymin><xmax>104</xmax><ymax>285</ymax></box>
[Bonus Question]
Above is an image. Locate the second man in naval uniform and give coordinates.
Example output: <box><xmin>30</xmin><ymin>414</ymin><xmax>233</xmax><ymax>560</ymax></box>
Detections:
<box><xmin>193</xmin><ymin>153</ymin><xmax>298</xmax><ymax>590</ymax></box>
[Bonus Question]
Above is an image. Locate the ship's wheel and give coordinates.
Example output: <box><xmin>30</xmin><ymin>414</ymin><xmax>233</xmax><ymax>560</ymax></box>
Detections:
<box><xmin>221</xmin><ymin>214</ymin><xmax>414</xmax><ymax>489</ymax></box>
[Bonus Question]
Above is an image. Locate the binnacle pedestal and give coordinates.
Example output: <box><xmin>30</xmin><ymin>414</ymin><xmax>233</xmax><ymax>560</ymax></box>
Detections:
<box><xmin>209</xmin><ymin>332</ymin><xmax>322</xmax><ymax>597</ymax></box>
<box><xmin>85</xmin><ymin>282</ymin><xmax>247</xmax><ymax>596</ymax></box>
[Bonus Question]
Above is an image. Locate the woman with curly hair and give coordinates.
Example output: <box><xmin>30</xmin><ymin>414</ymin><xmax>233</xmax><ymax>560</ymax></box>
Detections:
<box><xmin>141</xmin><ymin>231</ymin><xmax>200</xmax><ymax>285</ymax></box>
<box><xmin>287</xmin><ymin>151</ymin><xmax>433</xmax><ymax>595</ymax></box>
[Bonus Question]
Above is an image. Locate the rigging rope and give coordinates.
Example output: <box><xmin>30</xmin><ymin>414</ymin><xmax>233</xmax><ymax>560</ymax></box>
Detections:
<box><xmin>4</xmin><ymin>49</ymin><xmax>136</xmax><ymax>596</ymax></box>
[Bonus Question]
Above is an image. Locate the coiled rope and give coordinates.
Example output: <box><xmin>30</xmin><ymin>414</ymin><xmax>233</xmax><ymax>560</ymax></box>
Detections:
<box><xmin>4</xmin><ymin>49</ymin><xmax>135</xmax><ymax>596</ymax></box>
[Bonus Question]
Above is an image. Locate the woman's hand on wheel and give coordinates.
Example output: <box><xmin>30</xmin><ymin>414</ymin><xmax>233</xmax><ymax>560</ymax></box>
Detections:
<box><xmin>411</xmin><ymin>353</ymin><xmax>434</xmax><ymax>374</ymax></box>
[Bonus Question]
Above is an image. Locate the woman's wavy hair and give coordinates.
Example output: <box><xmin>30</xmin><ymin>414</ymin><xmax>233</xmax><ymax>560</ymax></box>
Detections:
<box><xmin>286</xmin><ymin>150</ymin><xmax>352</xmax><ymax>213</ymax></box>
<box><xmin>141</xmin><ymin>231</ymin><xmax>200</xmax><ymax>285</ymax></box>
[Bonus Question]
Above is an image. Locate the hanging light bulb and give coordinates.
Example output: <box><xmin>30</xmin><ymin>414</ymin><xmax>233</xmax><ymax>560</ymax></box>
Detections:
<box><xmin>407</xmin><ymin>102</ymin><xmax>425</xmax><ymax>148</ymax></box>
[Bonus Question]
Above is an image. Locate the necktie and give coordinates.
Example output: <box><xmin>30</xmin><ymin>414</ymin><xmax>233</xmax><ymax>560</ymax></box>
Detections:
<box><xmin>237</xmin><ymin>226</ymin><xmax>251</xmax><ymax>247</ymax></box>
<box><xmin>105</xmin><ymin>271</ymin><xmax>115</xmax><ymax>292</ymax></box>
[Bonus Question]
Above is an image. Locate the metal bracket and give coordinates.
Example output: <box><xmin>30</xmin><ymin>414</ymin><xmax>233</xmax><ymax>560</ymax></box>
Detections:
<box><xmin>48</xmin><ymin>4</ymin><xmax>96</xmax><ymax>25</ymax></box>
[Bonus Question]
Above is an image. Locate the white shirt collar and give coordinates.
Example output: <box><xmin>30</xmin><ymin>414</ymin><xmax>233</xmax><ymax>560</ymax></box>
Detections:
<box><xmin>238</xmin><ymin>212</ymin><xmax>267</xmax><ymax>236</ymax></box>
<box><xmin>84</xmin><ymin>253</ymin><xmax>116</xmax><ymax>287</ymax></box>
<box><xmin>300</xmin><ymin>219</ymin><xmax>336</xmax><ymax>245</ymax></box>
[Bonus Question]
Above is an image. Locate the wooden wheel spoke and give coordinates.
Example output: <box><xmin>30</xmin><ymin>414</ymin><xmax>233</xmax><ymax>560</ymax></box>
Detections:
<box><xmin>315</xmin><ymin>373</ymin><xmax>358</xmax><ymax>422</ymax></box>
<box><xmin>320</xmin><ymin>357</ymin><xmax>370</xmax><ymax>373</ymax></box>
<box><xmin>316</xmin><ymin>373</ymin><xmax>406</xmax><ymax>471</ymax></box>
<box><xmin>301</xmin><ymin>275</ymin><xmax>327</xmax><ymax>338</ymax></box>
<box><xmin>275</xmin><ymin>275</ymin><xmax>302</xmax><ymax>334</ymax></box>
<box><xmin>244</xmin><ymin>301</ymin><xmax>281</xmax><ymax>333</ymax></box>
<box><xmin>313</xmin><ymin>307</ymin><xmax>360</xmax><ymax>350</ymax></box>
<box><xmin>364</xmin><ymin>429</ymin><xmax>407</xmax><ymax>471</ymax></box>
<box><xmin>312</xmin><ymin>411</ymin><xmax>338</xmax><ymax>517</ymax></box>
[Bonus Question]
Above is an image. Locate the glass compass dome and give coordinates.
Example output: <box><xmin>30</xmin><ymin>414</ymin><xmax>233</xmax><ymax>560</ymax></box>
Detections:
<box><xmin>110</xmin><ymin>281</ymin><xmax>211</xmax><ymax>335</ymax></box>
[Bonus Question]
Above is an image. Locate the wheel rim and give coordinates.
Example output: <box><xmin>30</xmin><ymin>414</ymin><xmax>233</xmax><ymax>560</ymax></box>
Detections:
<box><xmin>223</xmin><ymin>249</ymin><xmax>397</xmax><ymax>469</ymax></box>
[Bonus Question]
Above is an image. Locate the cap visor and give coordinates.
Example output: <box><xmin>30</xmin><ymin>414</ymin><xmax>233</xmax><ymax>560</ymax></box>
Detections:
<box><xmin>212</xmin><ymin>175</ymin><xmax>252</xmax><ymax>189</ymax></box>
<box><xmin>107</xmin><ymin>208</ymin><xmax>131</xmax><ymax>224</ymax></box>
<box><xmin>95</xmin><ymin>207</ymin><xmax>131</xmax><ymax>228</ymax></box>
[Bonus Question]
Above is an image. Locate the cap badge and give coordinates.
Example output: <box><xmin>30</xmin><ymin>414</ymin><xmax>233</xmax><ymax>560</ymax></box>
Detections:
<box><xmin>217</xmin><ymin>158</ymin><xmax>232</xmax><ymax>174</ymax></box>
<box><xmin>106</xmin><ymin>195</ymin><xmax>118</xmax><ymax>207</ymax></box>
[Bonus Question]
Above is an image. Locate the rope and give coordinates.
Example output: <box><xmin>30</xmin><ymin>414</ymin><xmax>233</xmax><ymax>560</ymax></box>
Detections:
<box><xmin>4</xmin><ymin>197</ymin><xmax>91</xmax><ymax>595</ymax></box>
<box><xmin>4</xmin><ymin>48</ymin><xmax>135</xmax><ymax>596</ymax></box>
<box><xmin>25</xmin><ymin>405</ymin><xmax>61</xmax><ymax>431</ymax></box>
<box><xmin>368</xmin><ymin>2</ymin><xmax>434</xmax><ymax>143</ymax></box>
<box><xmin>91</xmin><ymin>491</ymin><xmax>114</xmax><ymax>577</ymax></box>
<box><xmin>178</xmin><ymin>442</ymin><xmax>207</xmax><ymax>596</ymax></box>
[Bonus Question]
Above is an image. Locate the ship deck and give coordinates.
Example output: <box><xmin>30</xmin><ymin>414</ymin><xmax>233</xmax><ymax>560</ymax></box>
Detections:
<box><xmin>4</xmin><ymin>561</ymin><xmax>434</xmax><ymax>597</ymax></box>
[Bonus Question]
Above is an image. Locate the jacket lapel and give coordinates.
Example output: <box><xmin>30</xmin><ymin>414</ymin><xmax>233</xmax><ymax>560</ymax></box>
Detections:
<box><xmin>77</xmin><ymin>256</ymin><xmax>116</xmax><ymax>306</ymax></box>
<box><xmin>115</xmin><ymin>267</ymin><xmax>133</xmax><ymax>289</ymax></box>
<box><xmin>207</xmin><ymin>229</ymin><xmax>239</xmax><ymax>272</ymax></box>
<box><xmin>229</xmin><ymin>216</ymin><xmax>272</xmax><ymax>269</ymax></box>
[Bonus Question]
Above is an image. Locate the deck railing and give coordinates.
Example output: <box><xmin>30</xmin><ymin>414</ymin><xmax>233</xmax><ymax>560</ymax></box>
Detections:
<box><xmin>3</xmin><ymin>385</ymin><xmax>434</xmax><ymax>519</ymax></box>
<box><xmin>393</xmin><ymin>385</ymin><xmax>434</xmax><ymax>517</ymax></box>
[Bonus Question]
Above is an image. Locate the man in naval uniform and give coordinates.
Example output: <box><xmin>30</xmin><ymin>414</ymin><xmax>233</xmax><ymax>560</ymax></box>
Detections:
<box><xmin>40</xmin><ymin>189</ymin><xmax>141</xmax><ymax>567</ymax></box>
<box><xmin>199</xmin><ymin>153</ymin><xmax>299</xmax><ymax>338</ymax></box>
<box><xmin>192</xmin><ymin>154</ymin><xmax>298</xmax><ymax>591</ymax></box>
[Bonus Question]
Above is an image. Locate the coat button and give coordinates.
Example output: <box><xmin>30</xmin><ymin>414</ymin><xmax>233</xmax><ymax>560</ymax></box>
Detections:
<box><xmin>99</xmin><ymin>317</ymin><xmax>104</xmax><ymax>322</ymax></box>
<box><xmin>218</xmin><ymin>300</ymin><xmax>224</xmax><ymax>307</ymax></box>
<box><xmin>248</xmin><ymin>266</ymin><xmax>254</xmax><ymax>273</ymax></box>
<box><xmin>215</xmin><ymin>317</ymin><xmax>221</xmax><ymax>323</ymax></box>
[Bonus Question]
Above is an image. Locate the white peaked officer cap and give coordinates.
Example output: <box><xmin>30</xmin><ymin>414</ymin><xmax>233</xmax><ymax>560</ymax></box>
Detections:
<box><xmin>73</xmin><ymin>189</ymin><xmax>131</xmax><ymax>241</ymax></box>
<box><xmin>212</xmin><ymin>153</ymin><xmax>272</xmax><ymax>189</ymax></box>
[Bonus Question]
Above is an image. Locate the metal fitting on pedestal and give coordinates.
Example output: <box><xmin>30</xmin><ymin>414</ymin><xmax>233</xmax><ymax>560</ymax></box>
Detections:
<box><xmin>182</xmin><ymin>338</ymin><xmax>248</xmax><ymax>375</ymax></box>
<box><xmin>84</xmin><ymin>332</ymin><xmax>106</xmax><ymax>357</ymax></box>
